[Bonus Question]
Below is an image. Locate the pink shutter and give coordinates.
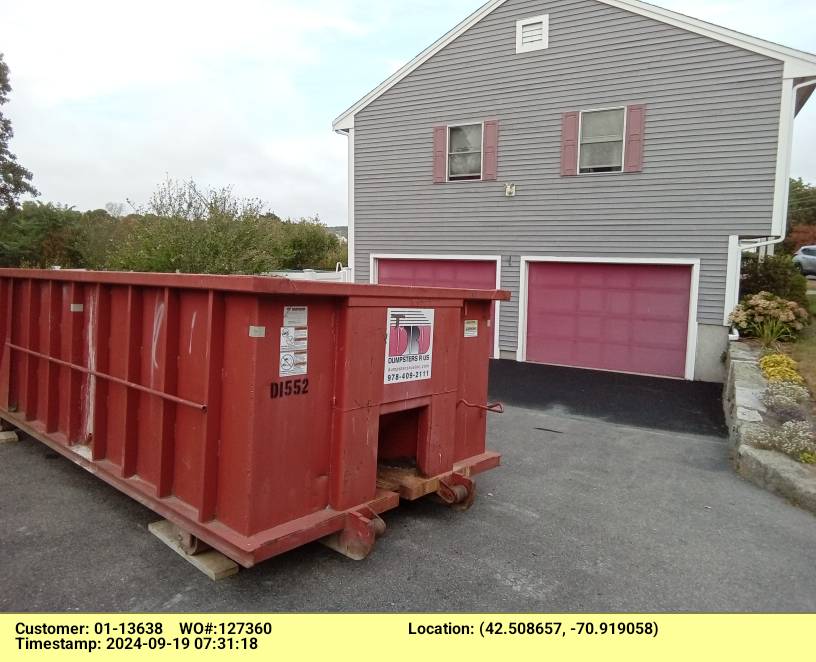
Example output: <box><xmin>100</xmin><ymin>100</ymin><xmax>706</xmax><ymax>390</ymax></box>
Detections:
<box><xmin>623</xmin><ymin>104</ymin><xmax>646</xmax><ymax>172</ymax></box>
<box><xmin>560</xmin><ymin>112</ymin><xmax>579</xmax><ymax>176</ymax></box>
<box><xmin>433</xmin><ymin>125</ymin><xmax>447</xmax><ymax>183</ymax></box>
<box><xmin>482</xmin><ymin>119</ymin><xmax>499</xmax><ymax>181</ymax></box>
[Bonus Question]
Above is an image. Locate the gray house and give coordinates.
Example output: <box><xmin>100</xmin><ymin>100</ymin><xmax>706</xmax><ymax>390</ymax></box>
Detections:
<box><xmin>333</xmin><ymin>0</ymin><xmax>816</xmax><ymax>382</ymax></box>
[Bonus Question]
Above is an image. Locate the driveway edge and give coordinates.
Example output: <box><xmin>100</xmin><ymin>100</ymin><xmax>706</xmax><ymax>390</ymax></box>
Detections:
<box><xmin>725</xmin><ymin>341</ymin><xmax>816</xmax><ymax>515</ymax></box>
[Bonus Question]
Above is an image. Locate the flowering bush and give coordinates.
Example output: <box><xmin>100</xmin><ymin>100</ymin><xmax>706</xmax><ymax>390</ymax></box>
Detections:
<box><xmin>762</xmin><ymin>382</ymin><xmax>809</xmax><ymax>421</ymax></box>
<box><xmin>758</xmin><ymin>353</ymin><xmax>806</xmax><ymax>385</ymax></box>
<box><xmin>759</xmin><ymin>353</ymin><xmax>798</xmax><ymax>373</ymax></box>
<box><xmin>729</xmin><ymin>291</ymin><xmax>809</xmax><ymax>342</ymax></box>
<box><xmin>745</xmin><ymin>420</ymin><xmax>816</xmax><ymax>462</ymax></box>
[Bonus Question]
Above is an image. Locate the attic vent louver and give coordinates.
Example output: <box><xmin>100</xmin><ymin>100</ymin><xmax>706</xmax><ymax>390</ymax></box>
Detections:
<box><xmin>516</xmin><ymin>15</ymin><xmax>549</xmax><ymax>53</ymax></box>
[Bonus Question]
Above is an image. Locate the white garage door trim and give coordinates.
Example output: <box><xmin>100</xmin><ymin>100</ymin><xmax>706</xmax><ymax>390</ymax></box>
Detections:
<box><xmin>516</xmin><ymin>256</ymin><xmax>700</xmax><ymax>380</ymax></box>
<box><xmin>370</xmin><ymin>253</ymin><xmax>502</xmax><ymax>359</ymax></box>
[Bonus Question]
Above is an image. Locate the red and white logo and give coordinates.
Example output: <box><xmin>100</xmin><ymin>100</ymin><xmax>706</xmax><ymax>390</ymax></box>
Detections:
<box><xmin>384</xmin><ymin>308</ymin><xmax>434</xmax><ymax>384</ymax></box>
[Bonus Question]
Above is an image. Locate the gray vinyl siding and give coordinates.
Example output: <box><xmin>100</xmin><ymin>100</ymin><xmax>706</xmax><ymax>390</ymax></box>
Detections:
<box><xmin>352</xmin><ymin>0</ymin><xmax>783</xmax><ymax>352</ymax></box>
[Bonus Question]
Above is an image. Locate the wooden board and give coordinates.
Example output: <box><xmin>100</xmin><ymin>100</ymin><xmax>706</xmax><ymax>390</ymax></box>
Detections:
<box><xmin>148</xmin><ymin>519</ymin><xmax>239</xmax><ymax>581</ymax></box>
<box><xmin>0</xmin><ymin>430</ymin><xmax>18</xmax><ymax>444</ymax></box>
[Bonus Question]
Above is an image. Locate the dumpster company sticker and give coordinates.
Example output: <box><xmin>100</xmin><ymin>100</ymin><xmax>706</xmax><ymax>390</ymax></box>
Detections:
<box><xmin>464</xmin><ymin>319</ymin><xmax>479</xmax><ymax>337</ymax></box>
<box><xmin>384</xmin><ymin>308</ymin><xmax>434</xmax><ymax>384</ymax></box>
<box><xmin>280</xmin><ymin>306</ymin><xmax>308</xmax><ymax>377</ymax></box>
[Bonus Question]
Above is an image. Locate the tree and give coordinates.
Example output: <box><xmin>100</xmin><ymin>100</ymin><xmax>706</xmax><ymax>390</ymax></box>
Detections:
<box><xmin>783</xmin><ymin>178</ymin><xmax>816</xmax><ymax>251</ymax></box>
<box><xmin>0</xmin><ymin>53</ymin><xmax>37</xmax><ymax>210</ymax></box>
<box><xmin>789</xmin><ymin>178</ymin><xmax>816</xmax><ymax>228</ymax></box>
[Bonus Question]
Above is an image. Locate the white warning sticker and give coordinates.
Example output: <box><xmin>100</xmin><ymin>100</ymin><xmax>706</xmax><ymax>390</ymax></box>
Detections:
<box><xmin>280</xmin><ymin>306</ymin><xmax>308</xmax><ymax>376</ymax></box>
<box><xmin>280</xmin><ymin>326</ymin><xmax>308</xmax><ymax>352</ymax></box>
<box><xmin>279</xmin><ymin>351</ymin><xmax>307</xmax><ymax>376</ymax></box>
<box><xmin>464</xmin><ymin>320</ymin><xmax>479</xmax><ymax>338</ymax></box>
<box><xmin>283</xmin><ymin>306</ymin><xmax>308</xmax><ymax>327</ymax></box>
<box><xmin>384</xmin><ymin>308</ymin><xmax>434</xmax><ymax>384</ymax></box>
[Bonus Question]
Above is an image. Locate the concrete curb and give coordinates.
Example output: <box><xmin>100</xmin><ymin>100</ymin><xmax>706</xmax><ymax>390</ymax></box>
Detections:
<box><xmin>724</xmin><ymin>341</ymin><xmax>816</xmax><ymax>515</ymax></box>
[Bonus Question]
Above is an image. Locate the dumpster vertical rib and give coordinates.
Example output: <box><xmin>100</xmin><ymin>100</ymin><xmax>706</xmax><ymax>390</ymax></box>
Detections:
<box><xmin>44</xmin><ymin>281</ymin><xmax>61</xmax><ymax>432</ymax></box>
<box><xmin>121</xmin><ymin>286</ymin><xmax>142</xmax><ymax>475</ymax></box>
<box><xmin>198</xmin><ymin>289</ymin><xmax>224</xmax><ymax>522</ymax></box>
<box><xmin>0</xmin><ymin>278</ymin><xmax>13</xmax><ymax>409</ymax></box>
<box><xmin>157</xmin><ymin>286</ymin><xmax>179</xmax><ymax>497</ymax></box>
<box><xmin>23</xmin><ymin>279</ymin><xmax>41</xmax><ymax>421</ymax></box>
<box><xmin>90</xmin><ymin>283</ymin><xmax>111</xmax><ymax>460</ymax></box>
<box><xmin>66</xmin><ymin>282</ymin><xmax>84</xmax><ymax>443</ymax></box>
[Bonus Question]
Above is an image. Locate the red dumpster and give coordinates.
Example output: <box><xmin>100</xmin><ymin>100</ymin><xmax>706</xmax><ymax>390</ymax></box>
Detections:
<box><xmin>0</xmin><ymin>269</ymin><xmax>509</xmax><ymax>567</ymax></box>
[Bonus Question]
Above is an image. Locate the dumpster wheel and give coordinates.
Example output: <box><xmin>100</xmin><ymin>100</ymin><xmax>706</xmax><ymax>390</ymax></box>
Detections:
<box><xmin>436</xmin><ymin>473</ymin><xmax>476</xmax><ymax>511</ymax></box>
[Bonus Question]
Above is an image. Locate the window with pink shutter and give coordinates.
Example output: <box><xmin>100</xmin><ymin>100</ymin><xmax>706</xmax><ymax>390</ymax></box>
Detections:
<box><xmin>433</xmin><ymin>125</ymin><xmax>447</xmax><ymax>183</ymax></box>
<box><xmin>482</xmin><ymin>119</ymin><xmax>498</xmax><ymax>181</ymax></box>
<box><xmin>560</xmin><ymin>112</ymin><xmax>579</xmax><ymax>176</ymax></box>
<box><xmin>623</xmin><ymin>104</ymin><xmax>646</xmax><ymax>172</ymax></box>
<box><xmin>433</xmin><ymin>121</ymin><xmax>499</xmax><ymax>182</ymax></box>
<box><xmin>562</xmin><ymin>105</ymin><xmax>647</xmax><ymax>175</ymax></box>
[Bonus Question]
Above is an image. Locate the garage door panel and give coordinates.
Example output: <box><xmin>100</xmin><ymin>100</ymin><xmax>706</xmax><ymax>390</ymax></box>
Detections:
<box><xmin>526</xmin><ymin>262</ymin><xmax>691</xmax><ymax>378</ymax></box>
<box><xmin>376</xmin><ymin>258</ymin><xmax>498</xmax><ymax>355</ymax></box>
<box><xmin>633</xmin><ymin>291</ymin><xmax>689</xmax><ymax>319</ymax></box>
<box><xmin>631</xmin><ymin>320</ymin><xmax>688</xmax><ymax>346</ymax></box>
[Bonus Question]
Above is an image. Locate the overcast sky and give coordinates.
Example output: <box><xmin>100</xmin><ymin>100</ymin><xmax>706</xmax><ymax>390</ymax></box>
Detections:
<box><xmin>1</xmin><ymin>0</ymin><xmax>814</xmax><ymax>224</ymax></box>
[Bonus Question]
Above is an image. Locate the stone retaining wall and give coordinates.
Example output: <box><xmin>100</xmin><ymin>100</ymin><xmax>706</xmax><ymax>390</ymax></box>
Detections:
<box><xmin>725</xmin><ymin>341</ymin><xmax>816</xmax><ymax>515</ymax></box>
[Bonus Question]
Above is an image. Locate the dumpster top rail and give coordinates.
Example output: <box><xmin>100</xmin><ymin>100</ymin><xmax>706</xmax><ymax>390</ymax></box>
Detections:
<box><xmin>0</xmin><ymin>268</ymin><xmax>511</xmax><ymax>301</ymax></box>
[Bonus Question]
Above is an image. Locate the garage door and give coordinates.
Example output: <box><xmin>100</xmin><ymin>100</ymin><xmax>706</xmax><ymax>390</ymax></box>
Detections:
<box><xmin>525</xmin><ymin>262</ymin><xmax>691</xmax><ymax>378</ymax></box>
<box><xmin>375</xmin><ymin>258</ymin><xmax>498</xmax><ymax>355</ymax></box>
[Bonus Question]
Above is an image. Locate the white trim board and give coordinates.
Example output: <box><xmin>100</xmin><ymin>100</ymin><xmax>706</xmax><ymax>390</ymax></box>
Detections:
<box><xmin>369</xmin><ymin>253</ymin><xmax>502</xmax><ymax>359</ymax></box>
<box><xmin>516</xmin><ymin>256</ymin><xmax>700</xmax><ymax>381</ymax></box>
<box><xmin>332</xmin><ymin>0</ymin><xmax>816</xmax><ymax>130</ymax></box>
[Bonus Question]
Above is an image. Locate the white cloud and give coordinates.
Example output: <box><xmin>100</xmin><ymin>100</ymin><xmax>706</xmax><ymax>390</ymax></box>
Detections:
<box><xmin>0</xmin><ymin>0</ymin><xmax>365</xmax><ymax>221</ymax></box>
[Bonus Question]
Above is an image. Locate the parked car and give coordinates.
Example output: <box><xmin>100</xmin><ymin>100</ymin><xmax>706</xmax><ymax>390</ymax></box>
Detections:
<box><xmin>793</xmin><ymin>246</ymin><xmax>816</xmax><ymax>275</ymax></box>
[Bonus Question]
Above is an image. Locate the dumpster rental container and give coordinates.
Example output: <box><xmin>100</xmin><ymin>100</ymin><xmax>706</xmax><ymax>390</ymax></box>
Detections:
<box><xmin>0</xmin><ymin>269</ymin><xmax>509</xmax><ymax>567</ymax></box>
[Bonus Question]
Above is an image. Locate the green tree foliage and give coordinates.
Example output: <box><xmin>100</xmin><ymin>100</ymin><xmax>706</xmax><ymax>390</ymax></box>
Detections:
<box><xmin>740</xmin><ymin>252</ymin><xmax>808</xmax><ymax>308</ymax></box>
<box><xmin>0</xmin><ymin>179</ymin><xmax>347</xmax><ymax>274</ymax></box>
<box><xmin>784</xmin><ymin>178</ymin><xmax>816</xmax><ymax>251</ymax></box>
<box><xmin>0</xmin><ymin>53</ymin><xmax>38</xmax><ymax>210</ymax></box>
<box><xmin>788</xmin><ymin>177</ymin><xmax>816</xmax><ymax>227</ymax></box>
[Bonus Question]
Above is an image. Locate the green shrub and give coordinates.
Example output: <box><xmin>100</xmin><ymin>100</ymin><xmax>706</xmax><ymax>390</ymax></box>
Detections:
<box><xmin>729</xmin><ymin>292</ymin><xmax>809</xmax><ymax>343</ymax></box>
<box><xmin>0</xmin><ymin>179</ymin><xmax>348</xmax><ymax>274</ymax></box>
<box><xmin>740</xmin><ymin>253</ymin><xmax>808</xmax><ymax>308</ymax></box>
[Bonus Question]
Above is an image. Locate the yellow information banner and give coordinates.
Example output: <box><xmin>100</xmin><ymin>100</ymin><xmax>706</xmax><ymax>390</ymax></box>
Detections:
<box><xmin>2</xmin><ymin>614</ymin><xmax>813</xmax><ymax>661</ymax></box>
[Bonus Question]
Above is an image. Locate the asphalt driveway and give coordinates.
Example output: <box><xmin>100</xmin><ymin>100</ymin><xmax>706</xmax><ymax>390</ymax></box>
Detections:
<box><xmin>2</xmin><ymin>361</ymin><xmax>816</xmax><ymax>612</ymax></box>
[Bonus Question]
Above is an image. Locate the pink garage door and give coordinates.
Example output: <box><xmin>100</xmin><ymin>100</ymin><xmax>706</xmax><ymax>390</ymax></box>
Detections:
<box><xmin>525</xmin><ymin>262</ymin><xmax>691</xmax><ymax>378</ymax></box>
<box><xmin>376</xmin><ymin>258</ymin><xmax>498</xmax><ymax>354</ymax></box>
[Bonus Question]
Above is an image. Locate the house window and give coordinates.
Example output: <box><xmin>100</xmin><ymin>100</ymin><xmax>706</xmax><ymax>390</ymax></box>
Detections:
<box><xmin>516</xmin><ymin>15</ymin><xmax>549</xmax><ymax>53</ymax></box>
<box><xmin>448</xmin><ymin>124</ymin><xmax>483</xmax><ymax>181</ymax></box>
<box><xmin>579</xmin><ymin>108</ymin><xmax>625</xmax><ymax>173</ymax></box>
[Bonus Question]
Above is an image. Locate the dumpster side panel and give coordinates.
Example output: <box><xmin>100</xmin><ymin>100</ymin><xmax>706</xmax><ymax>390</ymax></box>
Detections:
<box><xmin>216</xmin><ymin>293</ymin><xmax>258</xmax><ymax>535</ymax></box>
<box><xmin>104</xmin><ymin>285</ymin><xmax>131</xmax><ymax>471</ymax></box>
<box><xmin>173</xmin><ymin>290</ymin><xmax>210</xmax><ymax>511</ymax></box>
<box><xmin>135</xmin><ymin>287</ymin><xmax>166</xmax><ymax>489</ymax></box>
<box><xmin>330</xmin><ymin>304</ymin><xmax>381</xmax><ymax>510</ymax></box>
<box><xmin>250</xmin><ymin>296</ymin><xmax>336</xmax><ymax>532</ymax></box>
<box><xmin>456</xmin><ymin>299</ymin><xmax>493</xmax><ymax>462</ymax></box>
